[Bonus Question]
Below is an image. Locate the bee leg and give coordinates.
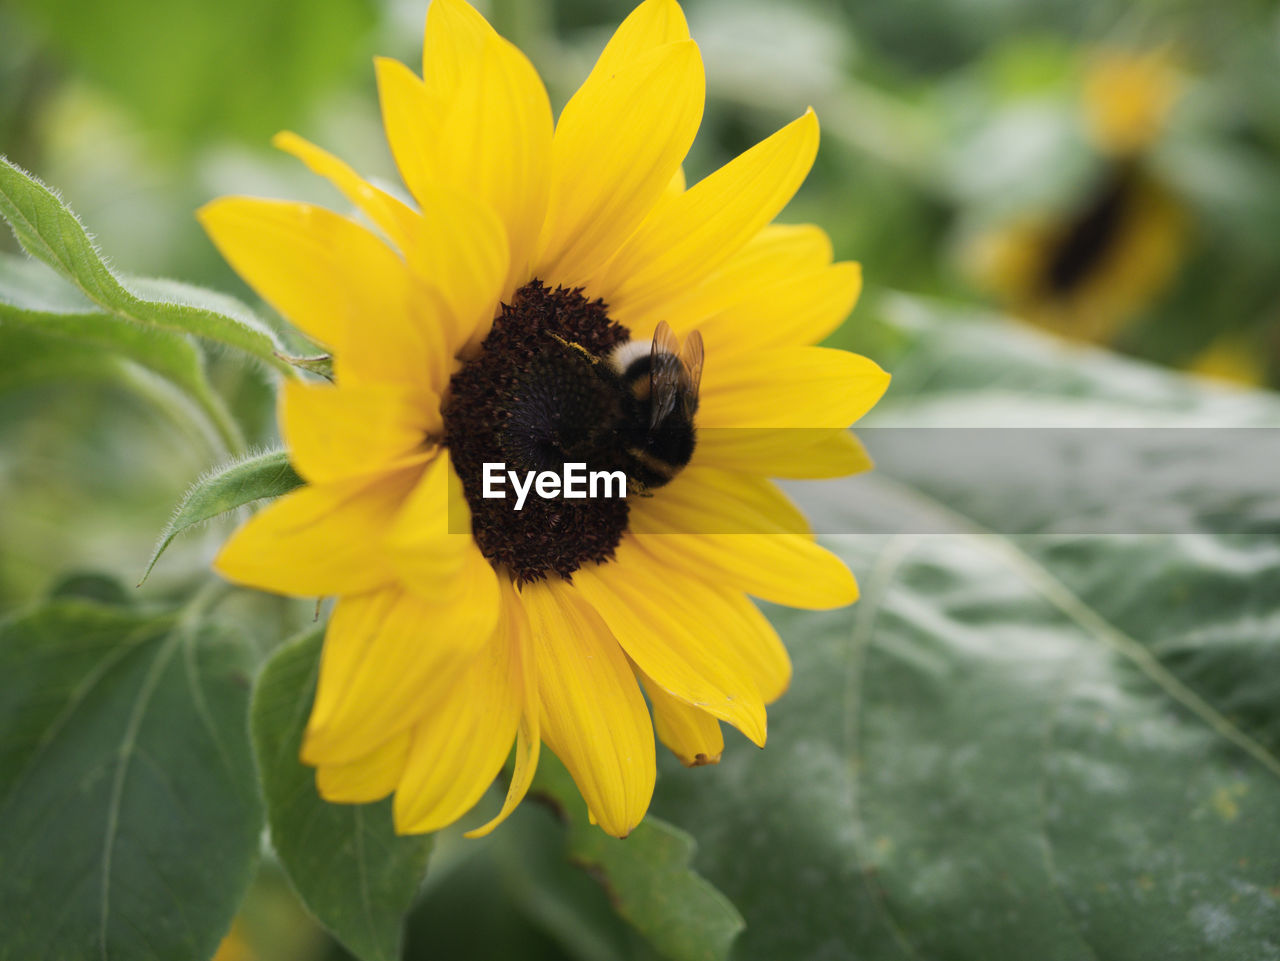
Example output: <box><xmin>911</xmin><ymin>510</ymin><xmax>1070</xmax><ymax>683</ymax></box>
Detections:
<box><xmin>543</xmin><ymin>331</ymin><xmax>603</xmax><ymax>366</ymax></box>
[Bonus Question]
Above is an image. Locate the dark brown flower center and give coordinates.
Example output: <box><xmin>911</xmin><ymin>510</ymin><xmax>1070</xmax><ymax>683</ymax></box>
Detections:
<box><xmin>443</xmin><ymin>281</ymin><xmax>632</xmax><ymax>583</ymax></box>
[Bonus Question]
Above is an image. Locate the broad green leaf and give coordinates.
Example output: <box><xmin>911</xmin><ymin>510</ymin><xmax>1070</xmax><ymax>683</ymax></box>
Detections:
<box><xmin>0</xmin><ymin>600</ymin><xmax>261</xmax><ymax>961</ymax></box>
<box><xmin>142</xmin><ymin>449</ymin><xmax>303</xmax><ymax>584</ymax></box>
<box><xmin>532</xmin><ymin>757</ymin><xmax>744</xmax><ymax>961</ymax></box>
<box><xmin>652</xmin><ymin>294</ymin><xmax>1280</xmax><ymax>960</ymax></box>
<box><xmin>410</xmin><ymin>807</ymin><xmax>659</xmax><ymax>961</ymax></box>
<box><xmin>0</xmin><ymin>157</ymin><xmax>292</xmax><ymax>375</ymax></box>
<box><xmin>252</xmin><ymin>627</ymin><xmax>433</xmax><ymax>961</ymax></box>
<box><xmin>488</xmin><ymin>801</ymin><xmax>668</xmax><ymax>961</ymax></box>
<box><xmin>0</xmin><ymin>254</ymin><xmax>243</xmax><ymax>451</ymax></box>
<box><xmin>47</xmin><ymin>571</ymin><xmax>134</xmax><ymax>607</ymax></box>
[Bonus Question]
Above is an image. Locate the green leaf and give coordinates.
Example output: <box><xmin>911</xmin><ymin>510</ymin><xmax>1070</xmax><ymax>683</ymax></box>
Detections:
<box><xmin>533</xmin><ymin>757</ymin><xmax>744</xmax><ymax>961</ymax></box>
<box><xmin>0</xmin><ymin>323</ymin><xmax>135</xmax><ymax>392</ymax></box>
<box><xmin>276</xmin><ymin>352</ymin><xmax>335</xmax><ymax>380</ymax></box>
<box><xmin>0</xmin><ymin>254</ymin><xmax>243</xmax><ymax>451</ymax></box>
<box><xmin>0</xmin><ymin>157</ymin><xmax>292</xmax><ymax>376</ymax></box>
<box><xmin>488</xmin><ymin>802</ymin><xmax>668</xmax><ymax>961</ymax></box>
<box><xmin>411</xmin><ymin>809</ymin><xmax>655</xmax><ymax>961</ymax></box>
<box><xmin>0</xmin><ymin>600</ymin><xmax>261</xmax><ymax>961</ymax></box>
<box><xmin>251</xmin><ymin>627</ymin><xmax>433</xmax><ymax>961</ymax></box>
<box><xmin>652</xmin><ymin>295</ymin><xmax>1280</xmax><ymax>960</ymax></box>
<box><xmin>143</xmin><ymin>449</ymin><xmax>303</xmax><ymax>585</ymax></box>
<box><xmin>47</xmin><ymin>571</ymin><xmax>134</xmax><ymax>607</ymax></box>
<box><xmin>0</xmin><ymin>323</ymin><xmax>237</xmax><ymax>460</ymax></box>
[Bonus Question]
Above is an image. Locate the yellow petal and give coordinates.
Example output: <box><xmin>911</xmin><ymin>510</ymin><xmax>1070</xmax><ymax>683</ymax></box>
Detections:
<box><xmin>630</xmin><ymin>465</ymin><xmax>811</xmax><ymax>535</ymax></box>
<box><xmin>698</xmin><ymin>347</ymin><xmax>890</xmax><ymax>428</ymax></box>
<box><xmin>345</xmin><ymin>285</ymin><xmax>456</xmax><ymax>401</ymax></box>
<box><xmin>665</xmin><ymin>166</ymin><xmax>687</xmax><ymax>199</ymax></box>
<box><xmin>397</xmin><ymin>181</ymin><xmax>509</xmax><ymax>349</ymax></box>
<box><xmin>685</xmin><ymin>585</ymin><xmax>791</xmax><ymax>703</ymax></box>
<box><xmin>521</xmin><ymin>579</ymin><xmax>655</xmax><ymax>838</ymax></box>
<box><xmin>466</xmin><ymin>580</ymin><xmax>541</xmax><ymax>838</ymax></box>
<box><xmin>634</xmin><ymin>530</ymin><xmax>857</xmax><ymax>610</ymax></box>
<box><xmin>272</xmin><ymin>130</ymin><xmax>509</xmax><ymax>352</ymax></box>
<box><xmin>197</xmin><ymin>197</ymin><xmax>445</xmax><ymax>392</ymax></box>
<box><xmin>392</xmin><ymin>599</ymin><xmax>524</xmax><ymax>834</ymax></box>
<box><xmin>695</xmin><ymin>427</ymin><xmax>873</xmax><ymax>478</ymax></box>
<box><xmin>632</xmin><ymin>222</ymin><xmax>834</xmax><ymax>332</ymax></box>
<box><xmin>422</xmin><ymin>0</ymin><xmax>492</xmax><ymax>92</ymax></box>
<box><xmin>695</xmin><ymin>262</ymin><xmax>862</xmax><ymax>358</ymax></box>
<box><xmin>630</xmin><ymin>577</ymin><xmax>788</xmax><ymax>702</ymax></box>
<box><xmin>214</xmin><ymin>470</ymin><xmax>419</xmax><ymax>598</ymax></box>
<box><xmin>375</xmin><ymin>56</ymin><xmax>445</xmax><ymax>209</ymax></box>
<box><xmin>271</xmin><ymin>131</ymin><xmax>419</xmax><ymax>254</ymax></box>
<box><xmin>599</xmin><ymin>110</ymin><xmax>820</xmax><ymax>319</ymax></box>
<box><xmin>303</xmin><ymin>579</ymin><xmax>501</xmax><ymax>766</ymax></box>
<box><xmin>586</xmin><ymin>0</ymin><xmax>690</xmax><ymax>82</ymax></box>
<box><xmin>432</xmin><ymin>33</ymin><xmax>552</xmax><ymax>300</ymax></box>
<box><xmin>571</xmin><ymin>541</ymin><xmax>767</xmax><ymax>746</ymax></box>
<box><xmin>315</xmin><ymin>729</ymin><xmax>411</xmax><ymax>803</ymax></box>
<box><xmin>280</xmin><ymin>379</ymin><xmax>438</xmax><ymax>485</ymax></box>
<box><xmin>638</xmin><ymin>669</ymin><xmax>722</xmax><ymax>767</ymax></box>
<box><xmin>385</xmin><ymin>452</ymin><xmax>499</xmax><ymax>606</ymax></box>
<box><xmin>630</xmin><ymin>466</ymin><xmax>858</xmax><ymax>608</ymax></box>
<box><xmin>384</xmin><ymin>7</ymin><xmax>552</xmax><ymax>302</ymax></box>
<box><xmin>534</xmin><ymin>41</ymin><xmax>704</xmax><ymax>288</ymax></box>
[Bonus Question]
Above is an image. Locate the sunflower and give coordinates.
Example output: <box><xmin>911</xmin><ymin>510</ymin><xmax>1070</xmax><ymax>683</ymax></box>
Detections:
<box><xmin>964</xmin><ymin>49</ymin><xmax>1188</xmax><ymax>343</ymax></box>
<box><xmin>200</xmin><ymin>0</ymin><xmax>888</xmax><ymax>839</ymax></box>
<box><xmin>966</xmin><ymin>162</ymin><xmax>1186</xmax><ymax>343</ymax></box>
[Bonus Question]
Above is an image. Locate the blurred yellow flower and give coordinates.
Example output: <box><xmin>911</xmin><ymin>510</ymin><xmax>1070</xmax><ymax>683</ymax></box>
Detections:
<box><xmin>200</xmin><ymin>0</ymin><xmax>887</xmax><ymax>838</ymax></box>
<box><xmin>966</xmin><ymin>48</ymin><xmax>1188</xmax><ymax>343</ymax></box>
<box><xmin>966</xmin><ymin>165</ymin><xmax>1186</xmax><ymax>342</ymax></box>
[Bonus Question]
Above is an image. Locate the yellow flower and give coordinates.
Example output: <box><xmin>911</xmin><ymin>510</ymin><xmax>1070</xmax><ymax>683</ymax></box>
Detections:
<box><xmin>966</xmin><ymin>164</ymin><xmax>1186</xmax><ymax>343</ymax></box>
<box><xmin>199</xmin><ymin>0</ymin><xmax>888</xmax><ymax>839</ymax></box>
<box><xmin>965</xmin><ymin>49</ymin><xmax>1188</xmax><ymax>343</ymax></box>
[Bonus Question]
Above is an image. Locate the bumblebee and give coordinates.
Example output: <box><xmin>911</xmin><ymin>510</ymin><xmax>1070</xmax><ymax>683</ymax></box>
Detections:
<box><xmin>499</xmin><ymin>320</ymin><xmax>704</xmax><ymax>493</ymax></box>
<box><xmin>608</xmin><ymin>320</ymin><xmax>704</xmax><ymax>489</ymax></box>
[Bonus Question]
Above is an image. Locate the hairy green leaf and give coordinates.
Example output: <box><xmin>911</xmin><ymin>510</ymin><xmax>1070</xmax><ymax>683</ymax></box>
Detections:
<box><xmin>533</xmin><ymin>757</ymin><xmax>744</xmax><ymax>961</ymax></box>
<box><xmin>652</xmin><ymin>294</ymin><xmax>1280</xmax><ymax>960</ymax></box>
<box><xmin>0</xmin><ymin>600</ymin><xmax>261</xmax><ymax>961</ymax></box>
<box><xmin>0</xmin><ymin>157</ymin><xmax>291</xmax><ymax>375</ymax></box>
<box><xmin>143</xmin><ymin>449</ymin><xmax>303</xmax><ymax>584</ymax></box>
<box><xmin>252</xmin><ymin>627</ymin><xmax>433</xmax><ymax>961</ymax></box>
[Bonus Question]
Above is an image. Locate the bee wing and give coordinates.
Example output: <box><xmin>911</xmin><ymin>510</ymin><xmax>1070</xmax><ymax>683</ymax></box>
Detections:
<box><xmin>652</xmin><ymin>320</ymin><xmax>679</xmax><ymax>358</ymax></box>
<box><xmin>679</xmin><ymin>329</ymin><xmax>703</xmax><ymax>417</ymax></box>
<box><xmin>648</xmin><ymin>322</ymin><xmax>705</xmax><ymax>428</ymax></box>
<box><xmin>648</xmin><ymin>321</ymin><xmax>683</xmax><ymax>429</ymax></box>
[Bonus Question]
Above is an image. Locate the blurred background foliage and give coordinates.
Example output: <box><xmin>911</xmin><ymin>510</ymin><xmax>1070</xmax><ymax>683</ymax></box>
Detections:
<box><xmin>2</xmin><ymin>0</ymin><xmax>1279</xmax><ymax>957</ymax></box>
<box><xmin>4</xmin><ymin>0</ymin><xmax>1279</xmax><ymax>369</ymax></box>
